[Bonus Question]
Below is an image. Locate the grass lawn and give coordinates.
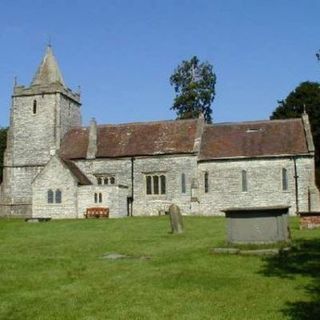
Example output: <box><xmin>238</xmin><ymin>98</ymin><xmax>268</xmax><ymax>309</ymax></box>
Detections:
<box><xmin>0</xmin><ymin>216</ymin><xmax>319</xmax><ymax>320</ymax></box>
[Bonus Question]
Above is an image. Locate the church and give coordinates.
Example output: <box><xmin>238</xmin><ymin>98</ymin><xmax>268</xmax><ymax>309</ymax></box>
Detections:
<box><xmin>0</xmin><ymin>47</ymin><xmax>319</xmax><ymax>218</ymax></box>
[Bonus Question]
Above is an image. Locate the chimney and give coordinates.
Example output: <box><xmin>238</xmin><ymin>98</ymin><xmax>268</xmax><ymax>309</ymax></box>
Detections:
<box><xmin>86</xmin><ymin>118</ymin><xmax>98</xmax><ymax>159</ymax></box>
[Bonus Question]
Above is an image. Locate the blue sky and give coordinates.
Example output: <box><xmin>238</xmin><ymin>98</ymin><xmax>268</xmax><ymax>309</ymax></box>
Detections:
<box><xmin>0</xmin><ymin>0</ymin><xmax>319</xmax><ymax>127</ymax></box>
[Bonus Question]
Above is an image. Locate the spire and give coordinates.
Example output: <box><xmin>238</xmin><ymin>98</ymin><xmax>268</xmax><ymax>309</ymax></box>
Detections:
<box><xmin>31</xmin><ymin>46</ymin><xmax>66</xmax><ymax>87</ymax></box>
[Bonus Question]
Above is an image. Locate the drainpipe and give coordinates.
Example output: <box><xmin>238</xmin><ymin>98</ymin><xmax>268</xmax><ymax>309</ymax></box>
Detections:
<box><xmin>293</xmin><ymin>157</ymin><xmax>299</xmax><ymax>214</ymax></box>
<box><xmin>130</xmin><ymin>157</ymin><xmax>135</xmax><ymax>217</ymax></box>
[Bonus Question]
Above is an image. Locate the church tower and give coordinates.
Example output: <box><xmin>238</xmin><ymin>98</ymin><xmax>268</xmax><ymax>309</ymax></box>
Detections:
<box><xmin>0</xmin><ymin>46</ymin><xmax>81</xmax><ymax>217</ymax></box>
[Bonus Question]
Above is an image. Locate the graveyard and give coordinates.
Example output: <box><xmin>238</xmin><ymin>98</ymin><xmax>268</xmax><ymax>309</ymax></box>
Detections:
<box><xmin>0</xmin><ymin>216</ymin><xmax>319</xmax><ymax>320</ymax></box>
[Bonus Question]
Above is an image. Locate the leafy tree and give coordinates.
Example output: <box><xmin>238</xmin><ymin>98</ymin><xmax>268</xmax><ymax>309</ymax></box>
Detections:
<box><xmin>170</xmin><ymin>56</ymin><xmax>216</xmax><ymax>123</ymax></box>
<box><xmin>270</xmin><ymin>81</ymin><xmax>320</xmax><ymax>168</ymax></box>
<box><xmin>0</xmin><ymin>127</ymin><xmax>7</xmax><ymax>183</ymax></box>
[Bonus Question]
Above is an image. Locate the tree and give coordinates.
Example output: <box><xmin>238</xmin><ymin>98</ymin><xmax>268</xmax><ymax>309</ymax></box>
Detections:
<box><xmin>270</xmin><ymin>81</ymin><xmax>320</xmax><ymax>167</ymax></box>
<box><xmin>170</xmin><ymin>56</ymin><xmax>216</xmax><ymax>123</ymax></box>
<box><xmin>0</xmin><ymin>127</ymin><xmax>7</xmax><ymax>183</ymax></box>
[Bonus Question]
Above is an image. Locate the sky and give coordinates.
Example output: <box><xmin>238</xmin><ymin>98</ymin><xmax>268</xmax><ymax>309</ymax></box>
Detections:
<box><xmin>0</xmin><ymin>0</ymin><xmax>319</xmax><ymax>127</ymax></box>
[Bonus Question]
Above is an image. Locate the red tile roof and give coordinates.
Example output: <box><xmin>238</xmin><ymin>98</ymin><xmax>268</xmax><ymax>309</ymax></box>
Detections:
<box><xmin>60</xmin><ymin>119</ymin><xmax>198</xmax><ymax>159</ymax></box>
<box><xmin>199</xmin><ymin>119</ymin><xmax>309</xmax><ymax>160</ymax></box>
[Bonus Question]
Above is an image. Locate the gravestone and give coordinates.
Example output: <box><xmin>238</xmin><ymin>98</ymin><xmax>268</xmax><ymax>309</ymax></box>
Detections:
<box><xmin>169</xmin><ymin>204</ymin><xmax>183</xmax><ymax>234</ymax></box>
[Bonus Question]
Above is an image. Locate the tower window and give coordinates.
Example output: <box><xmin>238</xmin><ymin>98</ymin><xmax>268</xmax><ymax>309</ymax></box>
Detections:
<box><xmin>33</xmin><ymin>100</ymin><xmax>37</xmax><ymax>114</ymax></box>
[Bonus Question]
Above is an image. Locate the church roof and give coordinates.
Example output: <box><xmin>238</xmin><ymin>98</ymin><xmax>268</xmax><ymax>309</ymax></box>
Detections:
<box><xmin>60</xmin><ymin>117</ymin><xmax>309</xmax><ymax>161</ymax></box>
<box><xmin>31</xmin><ymin>46</ymin><xmax>66</xmax><ymax>87</ymax></box>
<box><xmin>60</xmin><ymin>119</ymin><xmax>199</xmax><ymax>159</ymax></box>
<box><xmin>199</xmin><ymin>118</ymin><xmax>309</xmax><ymax>160</ymax></box>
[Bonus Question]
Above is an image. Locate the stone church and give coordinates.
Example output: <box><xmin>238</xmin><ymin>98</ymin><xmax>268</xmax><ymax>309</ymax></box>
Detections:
<box><xmin>0</xmin><ymin>46</ymin><xmax>319</xmax><ymax>218</ymax></box>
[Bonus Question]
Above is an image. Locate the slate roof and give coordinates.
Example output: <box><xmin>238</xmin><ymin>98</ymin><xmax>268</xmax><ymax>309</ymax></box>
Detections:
<box><xmin>199</xmin><ymin>118</ymin><xmax>309</xmax><ymax>160</ymax></box>
<box><xmin>61</xmin><ymin>159</ymin><xmax>92</xmax><ymax>185</ymax></box>
<box><xmin>60</xmin><ymin>119</ymin><xmax>199</xmax><ymax>159</ymax></box>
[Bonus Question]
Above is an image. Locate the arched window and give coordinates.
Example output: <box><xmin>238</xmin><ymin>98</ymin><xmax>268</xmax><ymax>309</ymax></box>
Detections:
<box><xmin>97</xmin><ymin>177</ymin><xmax>102</xmax><ymax>185</ymax></box>
<box><xmin>153</xmin><ymin>176</ymin><xmax>159</xmax><ymax>194</ymax></box>
<box><xmin>160</xmin><ymin>175</ymin><xmax>166</xmax><ymax>194</ymax></box>
<box><xmin>55</xmin><ymin>189</ymin><xmax>62</xmax><ymax>203</ymax></box>
<box><xmin>146</xmin><ymin>176</ymin><xmax>152</xmax><ymax>194</ymax></box>
<box><xmin>204</xmin><ymin>172</ymin><xmax>209</xmax><ymax>193</ymax></box>
<box><xmin>282</xmin><ymin>168</ymin><xmax>288</xmax><ymax>191</ymax></box>
<box><xmin>104</xmin><ymin>178</ymin><xmax>109</xmax><ymax>185</ymax></box>
<box><xmin>47</xmin><ymin>189</ymin><xmax>54</xmax><ymax>203</ymax></box>
<box><xmin>242</xmin><ymin>170</ymin><xmax>248</xmax><ymax>192</ymax></box>
<box><xmin>110</xmin><ymin>177</ymin><xmax>115</xmax><ymax>185</ymax></box>
<box><xmin>33</xmin><ymin>100</ymin><xmax>37</xmax><ymax>114</ymax></box>
<box><xmin>99</xmin><ymin>193</ymin><xmax>102</xmax><ymax>203</ymax></box>
<box><xmin>181</xmin><ymin>173</ymin><xmax>186</xmax><ymax>194</ymax></box>
<box><xmin>94</xmin><ymin>193</ymin><xmax>98</xmax><ymax>203</ymax></box>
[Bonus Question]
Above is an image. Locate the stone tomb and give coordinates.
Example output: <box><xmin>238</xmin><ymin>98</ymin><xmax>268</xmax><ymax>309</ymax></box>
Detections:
<box><xmin>222</xmin><ymin>206</ymin><xmax>290</xmax><ymax>244</ymax></box>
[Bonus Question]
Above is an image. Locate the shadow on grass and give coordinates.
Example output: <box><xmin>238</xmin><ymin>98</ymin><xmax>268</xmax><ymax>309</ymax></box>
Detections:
<box><xmin>260</xmin><ymin>239</ymin><xmax>320</xmax><ymax>319</ymax></box>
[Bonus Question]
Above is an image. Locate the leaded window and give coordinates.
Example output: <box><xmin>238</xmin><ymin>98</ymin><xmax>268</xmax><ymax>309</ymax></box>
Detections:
<box><xmin>55</xmin><ymin>189</ymin><xmax>62</xmax><ymax>203</ymax></box>
<box><xmin>48</xmin><ymin>189</ymin><xmax>54</xmax><ymax>203</ymax></box>
<box><xmin>145</xmin><ymin>174</ymin><xmax>167</xmax><ymax>195</ymax></box>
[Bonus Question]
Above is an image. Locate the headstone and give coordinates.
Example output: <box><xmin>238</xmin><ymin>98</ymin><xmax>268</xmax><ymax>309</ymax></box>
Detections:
<box><xmin>169</xmin><ymin>204</ymin><xmax>183</xmax><ymax>234</ymax></box>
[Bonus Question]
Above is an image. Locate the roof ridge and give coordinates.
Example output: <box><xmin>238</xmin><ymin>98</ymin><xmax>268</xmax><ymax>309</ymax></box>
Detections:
<box><xmin>95</xmin><ymin>118</ymin><xmax>198</xmax><ymax>128</ymax></box>
<box><xmin>208</xmin><ymin>118</ymin><xmax>302</xmax><ymax>127</ymax></box>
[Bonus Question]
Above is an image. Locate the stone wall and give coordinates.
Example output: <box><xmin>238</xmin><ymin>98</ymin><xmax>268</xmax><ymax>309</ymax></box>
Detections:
<box><xmin>77</xmin><ymin>185</ymin><xmax>128</xmax><ymax>218</ymax></box>
<box><xmin>75</xmin><ymin>155</ymin><xmax>198</xmax><ymax>216</ymax></box>
<box><xmin>132</xmin><ymin>155</ymin><xmax>198</xmax><ymax>216</ymax></box>
<box><xmin>32</xmin><ymin>156</ymin><xmax>78</xmax><ymax>218</ymax></box>
<box><xmin>197</xmin><ymin>156</ymin><xmax>319</xmax><ymax>216</ymax></box>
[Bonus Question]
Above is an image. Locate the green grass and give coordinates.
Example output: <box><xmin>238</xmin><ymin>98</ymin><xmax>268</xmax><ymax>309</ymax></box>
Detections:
<box><xmin>0</xmin><ymin>217</ymin><xmax>319</xmax><ymax>320</ymax></box>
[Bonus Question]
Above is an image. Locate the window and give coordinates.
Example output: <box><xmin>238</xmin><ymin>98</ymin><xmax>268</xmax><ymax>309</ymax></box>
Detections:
<box><xmin>153</xmin><ymin>176</ymin><xmax>159</xmax><ymax>194</ymax></box>
<box><xmin>47</xmin><ymin>189</ymin><xmax>62</xmax><ymax>204</ymax></box>
<box><xmin>48</xmin><ymin>189</ymin><xmax>54</xmax><ymax>203</ymax></box>
<box><xmin>96</xmin><ymin>175</ymin><xmax>115</xmax><ymax>185</ymax></box>
<box><xmin>242</xmin><ymin>170</ymin><xmax>248</xmax><ymax>192</ymax></box>
<box><xmin>33</xmin><ymin>100</ymin><xmax>37</xmax><ymax>114</ymax></box>
<box><xmin>55</xmin><ymin>189</ymin><xmax>62</xmax><ymax>203</ymax></box>
<box><xmin>181</xmin><ymin>173</ymin><xmax>186</xmax><ymax>194</ymax></box>
<box><xmin>94</xmin><ymin>192</ymin><xmax>103</xmax><ymax>203</ymax></box>
<box><xmin>204</xmin><ymin>172</ymin><xmax>209</xmax><ymax>193</ymax></box>
<box><xmin>282</xmin><ymin>168</ymin><xmax>288</xmax><ymax>191</ymax></box>
<box><xmin>145</xmin><ymin>174</ymin><xmax>166</xmax><ymax>195</ymax></box>
<box><xmin>160</xmin><ymin>175</ymin><xmax>166</xmax><ymax>194</ymax></box>
<box><xmin>146</xmin><ymin>176</ymin><xmax>152</xmax><ymax>195</ymax></box>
